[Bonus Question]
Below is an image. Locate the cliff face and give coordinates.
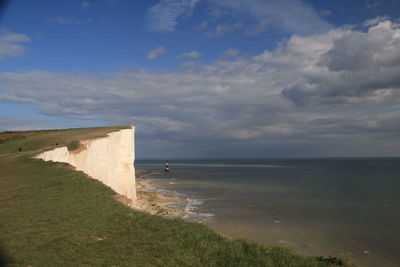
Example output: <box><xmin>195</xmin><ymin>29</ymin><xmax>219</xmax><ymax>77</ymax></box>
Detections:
<box><xmin>35</xmin><ymin>127</ymin><xmax>136</xmax><ymax>203</ymax></box>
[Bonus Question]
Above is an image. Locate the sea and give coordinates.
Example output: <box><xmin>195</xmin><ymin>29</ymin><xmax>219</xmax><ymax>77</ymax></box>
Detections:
<box><xmin>135</xmin><ymin>158</ymin><xmax>400</xmax><ymax>267</ymax></box>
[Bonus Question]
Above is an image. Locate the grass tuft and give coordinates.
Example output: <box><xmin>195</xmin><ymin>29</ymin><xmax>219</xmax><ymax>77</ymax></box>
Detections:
<box><xmin>66</xmin><ymin>140</ymin><xmax>80</xmax><ymax>151</ymax></box>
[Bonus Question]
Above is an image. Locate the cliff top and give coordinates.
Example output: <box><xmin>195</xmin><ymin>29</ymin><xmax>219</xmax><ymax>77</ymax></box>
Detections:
<box><xmin>0</xmin><ymin>125</ymin><xmax>132</xmax><ymax>156</ymax></box>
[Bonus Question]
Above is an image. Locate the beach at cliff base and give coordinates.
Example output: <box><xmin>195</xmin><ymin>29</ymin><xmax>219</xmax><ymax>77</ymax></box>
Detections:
<box><xmin>132</xmin><ymin>177</ymin><xmax>184</xmax><ymax>217</ymax></box>
<box><xmin>131</xmin><ymin>170</ymin><xmax>215</xmax><ymax>223</ymax></box>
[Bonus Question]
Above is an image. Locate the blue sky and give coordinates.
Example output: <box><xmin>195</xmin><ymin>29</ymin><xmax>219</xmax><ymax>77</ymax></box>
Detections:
<box><xmin>1</xmin><ymin>0</ymin><xmax>400</xmax><ymax>158</ymax></box>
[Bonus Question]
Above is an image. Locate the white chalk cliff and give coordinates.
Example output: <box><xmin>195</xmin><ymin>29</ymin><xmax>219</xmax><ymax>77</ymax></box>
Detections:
<box><xmin>35</xmin><ymin>126</ymin><xmax>136</xmax><ymax>203</ymax></box>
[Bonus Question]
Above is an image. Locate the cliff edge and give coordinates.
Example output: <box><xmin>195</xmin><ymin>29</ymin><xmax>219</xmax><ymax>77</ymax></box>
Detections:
<box><xmin>34</xmin><ymin>126</ymin><xmax>136</xmax><ymax>203</ymax></box>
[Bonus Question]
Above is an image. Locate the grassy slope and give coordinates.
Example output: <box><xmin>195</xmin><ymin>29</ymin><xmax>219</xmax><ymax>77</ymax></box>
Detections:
<box><xmin>0</xmin><ymin>127</ymin><xmax>351</xmax><ymax>266</ymax></box>
<box><xmin>0</xmin><ymin>126</ymin><xmax>130</xmax><ymax>155</ymax></box>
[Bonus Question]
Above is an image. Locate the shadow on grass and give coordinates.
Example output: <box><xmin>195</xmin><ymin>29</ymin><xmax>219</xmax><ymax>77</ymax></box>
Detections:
<box><xmin>0</xmin><ymin>244</ymin><xmax>12</xmax><ymax>267</ymax></box>
<box><xmin>315</xmin><ymin>256</ymin><xmax>345</xmax><ymax>266</ymax></box>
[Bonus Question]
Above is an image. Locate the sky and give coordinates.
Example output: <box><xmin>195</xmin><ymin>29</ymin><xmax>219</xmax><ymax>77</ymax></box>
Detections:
<box><xmin>1</xmin><ymin>0</ymin><xmax>400</xmax><ymax>158</ymax></box>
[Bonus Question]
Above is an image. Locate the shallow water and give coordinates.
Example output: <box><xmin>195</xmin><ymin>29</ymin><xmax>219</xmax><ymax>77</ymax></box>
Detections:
<box><xmin>136</xmin><ymin>158</ymin><xmax>400</xmax><ymax>267</ymax></box>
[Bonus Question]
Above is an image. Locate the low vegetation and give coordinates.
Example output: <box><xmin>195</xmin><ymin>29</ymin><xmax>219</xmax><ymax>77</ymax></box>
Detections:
<box><xmin>0</xmin><ymin>127</ymin><xmax>353</xmax><ymax>266</ymax></box>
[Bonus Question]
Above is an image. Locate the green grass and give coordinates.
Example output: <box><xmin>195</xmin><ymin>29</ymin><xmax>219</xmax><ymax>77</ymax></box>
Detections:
<box><xmin>0</xmin><ymin>127</ymin><xmax>353</xmax><ymax>266</ymax></box>
<box><xmin>0</xmin><ymin>126</ymin><xmax>130</xmax><ymax>156</ymax></box>
<box><xmin>66</xmin><ymin>140</ymin><xmax>80</xmax><ymax>151</ymax></box>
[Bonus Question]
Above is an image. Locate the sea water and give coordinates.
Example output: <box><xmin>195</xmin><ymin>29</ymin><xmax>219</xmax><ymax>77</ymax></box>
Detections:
<box><xmin>135</xmin><ymin>158</ymin><xmax>400</xmax><ymax>267</ymax></box>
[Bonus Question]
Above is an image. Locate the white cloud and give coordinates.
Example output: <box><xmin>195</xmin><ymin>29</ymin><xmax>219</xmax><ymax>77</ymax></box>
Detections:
<box><xmin>281</xmin><ymin>20</ymin><xmax>400</xmax><ymax>105</ymax></box>
<box><xmin>195</xmin><ymin>21</ymin><xmax>209</xmax><ymax>31</ymax></box>
<box><xmin>210</xmin><ymin>0</ymin><xmax>331</xmax><ymax>35</ymax></box>
<box><xmin>180</xmin><ymin>61</ymin><xmax>197</xmax><ymax>67</ymax></box>
<box><xmin>146</xmin><ymin>46</ymin><xmax>166</xmax><ymax>60</ymax></box>
<box><xmin>363</xmin><ymin>15</ymin><xmax>390</xmax><ymax>27</ymax></box>
<box><xmin>178</xmin><ymin>51</ymin><xmax>201</xmax><ymax>58</ymax></box>
<box><xmin>246</xmin><ymin>18</ymin><xmax>271</xmax><ymax>36</ymax></box>
<box><xmin>0</xmin><ymin>28</ymin><xmax>31</xmax><ymax>59</ymax></box>
<box><xmin>146</xmin><ymin>0</ymin><xmax>200</xmax><ymax>32</ymax></box>
<box><xmin>207</xmin><ymin>22</ymin><xmax>243</xmax><ymax>37</ymax></box>
<box><xmin>1</xmin><ymin>20</ymin><xmax>400</xmax><ymax>157</ymax></box>
<box><xmin>221</xmin><ymin>48</ymin><xmax>239</xmax><ymax>58</ymax></box>
<box><xmin>194</xmin><ymin>0</ymin><xmax>330</xmax><ymax>38</ymax></box>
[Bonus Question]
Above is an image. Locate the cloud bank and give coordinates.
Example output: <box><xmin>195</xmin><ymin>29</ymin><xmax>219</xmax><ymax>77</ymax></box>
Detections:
<box><xmin>281</xmin><ymin>21</ymin><xmax>400</xmax><ymax>105</ymax></box>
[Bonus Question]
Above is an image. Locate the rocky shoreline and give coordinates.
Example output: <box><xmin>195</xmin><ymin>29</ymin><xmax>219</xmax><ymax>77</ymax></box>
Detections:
<box><xmin>134</xmin><ymin>176</ymin><xmax>184</xmax><ymax>216</ymax></box>
<box><xmin>114</xmin><ymin>169</ymin><xmax>186</xmax><ymax>217</ymax></box>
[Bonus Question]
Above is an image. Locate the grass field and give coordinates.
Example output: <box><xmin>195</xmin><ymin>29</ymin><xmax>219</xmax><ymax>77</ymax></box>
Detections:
<box><xmin>0</xmin><ymin>127</ymin><xmax>353</xmax><ymax>266</ymax></box>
